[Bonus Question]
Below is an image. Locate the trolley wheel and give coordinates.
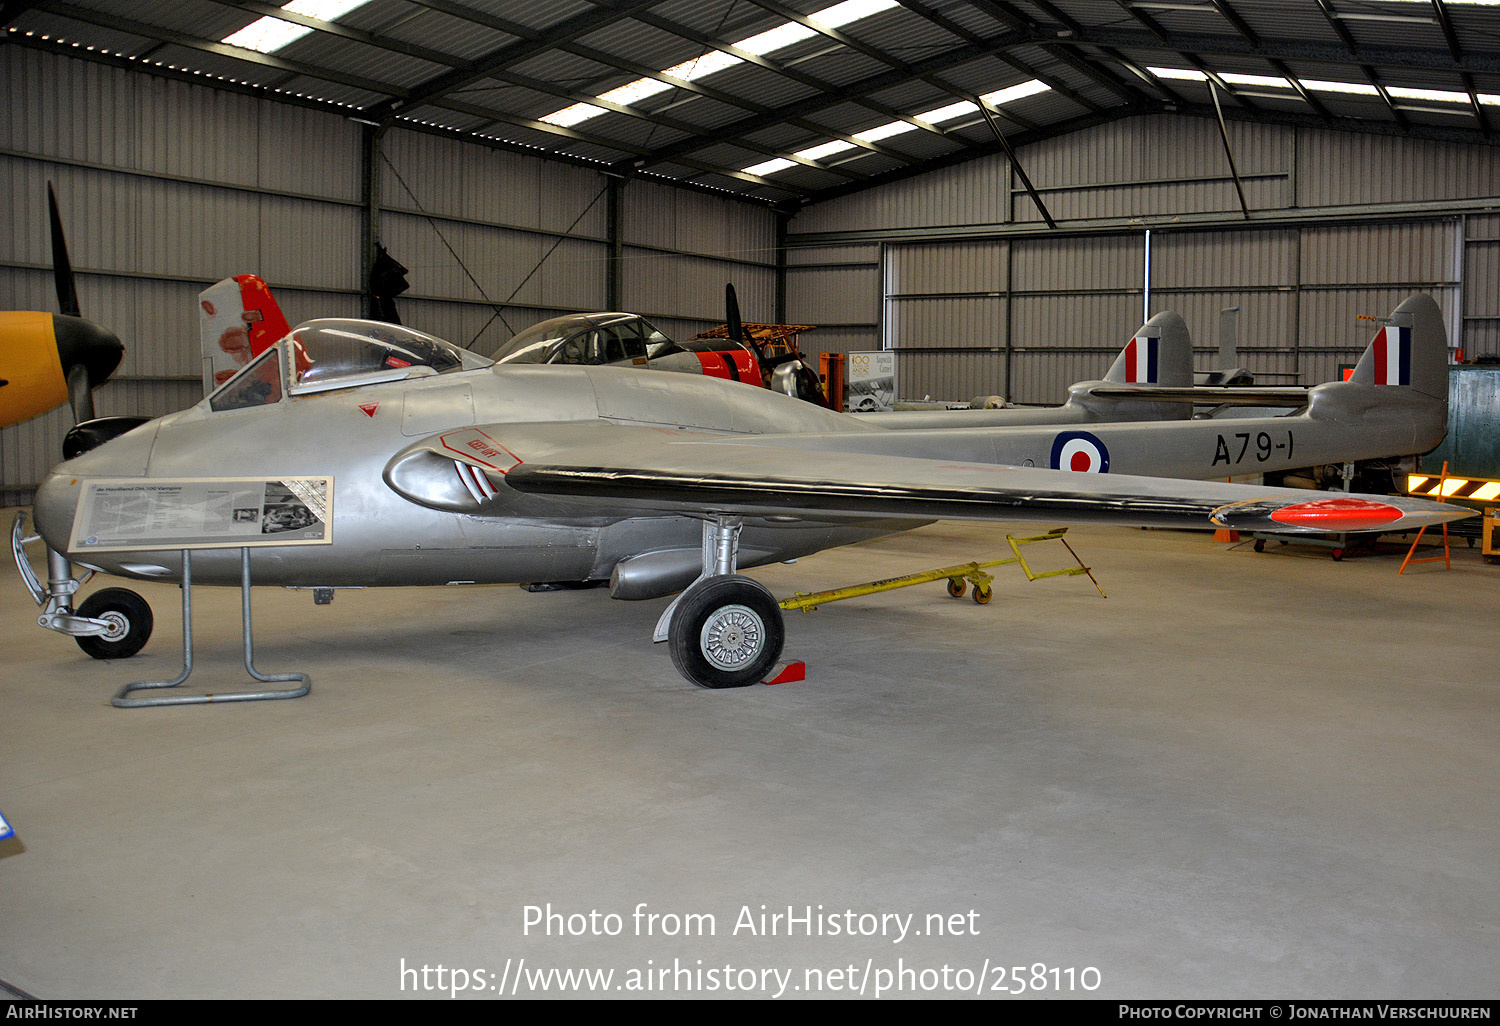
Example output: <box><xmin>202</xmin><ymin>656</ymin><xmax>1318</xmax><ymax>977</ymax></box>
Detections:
<box><xmin>668</xmin><ymin>575</ymin><xmax>785</xmax><ymax>690</ymax></box>
<box><xmin>946</xmin><ymin>578</ymin><xmax>967</xmax><ymax>599</ymax></box>
<box><xmin>75</xmin><ymin>588</ymin><xmax>153</xmax><ymax>660</ymax></box>
<box><xmin>1331</xmin><ymin>548</ymin><xmax>1344</xmax><ymax>561</ymax></box>
<box><xmin>1253</xmin><ymin>539</ymin><xmax>1266</xmax><ymax>553</ymax></box>
<box><xmin>972</xmin><ymin>585</ymin><xmax>993</xmax><ymax>605</ymax></box>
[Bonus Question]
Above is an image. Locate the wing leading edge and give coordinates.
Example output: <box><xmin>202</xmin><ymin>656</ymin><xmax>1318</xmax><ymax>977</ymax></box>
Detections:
<box><xmin>465</xmin><ymin>428</ymin><xmax>1469</xmax><ymax>535</ymax></box>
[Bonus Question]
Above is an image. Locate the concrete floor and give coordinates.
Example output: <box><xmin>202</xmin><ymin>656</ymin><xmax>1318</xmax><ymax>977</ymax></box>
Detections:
<box><xmin>0</xmin><ymin>512</ymin><xmax>1496</xmax><ymax>1000</ymax></box>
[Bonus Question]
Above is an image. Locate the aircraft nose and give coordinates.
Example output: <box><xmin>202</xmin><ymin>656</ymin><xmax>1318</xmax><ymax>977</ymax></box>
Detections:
<box><xmin>52</xmin><ymin>314</ymin><xmax>125</xmax><ymax>389</ymax></box>
<box><xmin>32</xmin><ymin>465</ymin><xmax>82</xmax><ymax>553</ymax></box>
<box><xmin>33</xmin><ymin>418</ymin><xmax>159</xmax><ymax>552</ymax></box>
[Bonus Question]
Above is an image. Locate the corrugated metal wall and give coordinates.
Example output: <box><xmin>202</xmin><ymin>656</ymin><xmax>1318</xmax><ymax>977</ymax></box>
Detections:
<box><xmin>1463</xmin><ymin>213</ymin><xmax>1500</xmax><ymax>360</ymax></box>
<box><xmin>787</xmin><ymin>114</ymin><xmax>1480</xmax><ymax>404</ymax></box>
<box><xmin>0</xmin><ymin>48</ymin><xmax>779</xmax><ymax>496</ymax></box>
<box><xmin>619</xmin><ymin>180</ymin><xmax>777</xmax><ymax>344</ymax></box>
<box><xmin>784</xmin><ymin>243</ymin><xmax>880</xmax><ymax>371</ymax></box>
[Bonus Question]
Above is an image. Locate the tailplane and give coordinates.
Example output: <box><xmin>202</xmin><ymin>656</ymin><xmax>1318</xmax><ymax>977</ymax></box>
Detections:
<box><xmin>199</xmin><ymin>275</ymin><xmax>291</xmax><ymax>394</ymax></box>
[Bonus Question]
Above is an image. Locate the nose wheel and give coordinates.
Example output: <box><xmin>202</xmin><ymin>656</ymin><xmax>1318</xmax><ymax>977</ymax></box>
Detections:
<box><xmin>75</xmin><ymin>587</ymin><xmax>154</xmax><ymax>659</ymax></box>
<box><xmin>668</xmin><ymin>575</ymin><xmax>785</xmax><ymax>689</ymax></box>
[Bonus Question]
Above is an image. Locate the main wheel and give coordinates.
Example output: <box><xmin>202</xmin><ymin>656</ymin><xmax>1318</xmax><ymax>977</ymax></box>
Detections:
<box><xmin>75</xmin><ymin>588</ymin><xmax>154</xmax><ymax>660</ymax></box>
<box><xmin>668</xmin><ymin>575</ymin><xmax>785</xmax><ymax>689</ymax></box>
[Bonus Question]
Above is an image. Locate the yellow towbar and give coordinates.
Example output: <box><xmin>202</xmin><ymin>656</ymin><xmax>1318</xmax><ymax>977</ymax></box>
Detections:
<box><xmin>778</xmin><ymin>529</ymin><xmax>1105</xmax><ymax>613</ymax></box>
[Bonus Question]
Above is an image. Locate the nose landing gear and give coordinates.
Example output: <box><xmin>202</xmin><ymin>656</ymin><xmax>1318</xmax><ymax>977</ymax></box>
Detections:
<box><xmin>12</xmin><ymin>512</ymin><xmax>154</xmax><ymax>658</ymax></box>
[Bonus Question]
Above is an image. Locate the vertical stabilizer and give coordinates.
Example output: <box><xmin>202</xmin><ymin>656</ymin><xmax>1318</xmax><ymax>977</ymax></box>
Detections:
<box><xmin>1103</xmin><ymin>311</ymin><xmax>1194</xmax><ymax>387</ymax></box>
<box><xmin>1347</xmin><ymin>294</ymin><xmax>1448</xmax><ymax>399</ymax></box>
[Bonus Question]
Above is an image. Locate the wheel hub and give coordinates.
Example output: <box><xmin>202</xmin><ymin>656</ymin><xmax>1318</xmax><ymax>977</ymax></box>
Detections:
<box><xmin>700</xmin><ymin>604</ymin><xmax>765</xmax><ymax>671</ymax></box>
<box><xmin>98</xmin><ymin>611</ymin><xmax>129</xmax><ymax>642</ymax></box>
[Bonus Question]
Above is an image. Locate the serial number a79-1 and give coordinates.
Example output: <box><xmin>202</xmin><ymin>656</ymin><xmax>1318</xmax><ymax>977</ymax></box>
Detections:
<box><xmin>1213</xmin><ymin>430</ymin><xmax>1294</xmax><ymax>467</ymax></box>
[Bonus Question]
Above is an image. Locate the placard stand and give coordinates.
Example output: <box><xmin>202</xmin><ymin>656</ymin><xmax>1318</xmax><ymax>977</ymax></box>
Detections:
<box><xmin>112</xmin><ymin>548</ymin><xmax>311</xmax><ymax>708</ymax></box>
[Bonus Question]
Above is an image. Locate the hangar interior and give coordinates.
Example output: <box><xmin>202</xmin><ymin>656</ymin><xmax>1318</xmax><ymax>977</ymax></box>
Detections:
<box><xmin>1</xmin><ymin>0</ymin><xmax>1498</xmax><ymax>1000</ymax></box>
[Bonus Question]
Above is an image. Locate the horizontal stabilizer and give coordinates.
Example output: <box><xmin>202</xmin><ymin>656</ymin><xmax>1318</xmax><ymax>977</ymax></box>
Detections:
<box><xmin>1086</xmin><ymin>384</ymin><xmax>1312</xmax><ymax>407</ymax></box>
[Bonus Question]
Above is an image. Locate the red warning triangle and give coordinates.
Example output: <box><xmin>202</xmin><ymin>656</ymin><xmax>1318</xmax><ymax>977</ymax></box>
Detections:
<box><xmin>359</xmin><ymin>402</ymin><xmax>380</xmax><ymax>417</ymax></box>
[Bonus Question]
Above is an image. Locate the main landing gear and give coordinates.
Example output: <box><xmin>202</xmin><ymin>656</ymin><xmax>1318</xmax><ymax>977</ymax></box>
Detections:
<box><xmin>655</xmin><ymin>516</ymin><xmax>785</xmax><ymax>689</ymax></box>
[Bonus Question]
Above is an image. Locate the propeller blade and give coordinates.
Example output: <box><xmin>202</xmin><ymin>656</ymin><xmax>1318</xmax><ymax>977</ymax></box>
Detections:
<box><xmin>725</xmin><ymin>282</ymin><xmax>743</xmax><ymax>345</ymax></box>
<box><xmin>66</xmin><ymin>361</ymin><xmax>95</xmax><ymax>423</ymax></box>
<box><xmin>48</xmin><ymin>183</ymin><xmax>81</xmax><ymax>318</ymax></box>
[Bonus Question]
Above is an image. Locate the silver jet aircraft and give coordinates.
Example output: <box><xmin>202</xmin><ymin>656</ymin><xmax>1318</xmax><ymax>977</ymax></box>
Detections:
<box><xmin>15</xmin><ymin>295</ymin><xmax>1467</xmax><ymax>688</ymax></box>
<box><xmin>859</xmin><ymin>308</ymin><xmax>1196</xmax><ymax>426</ymax></box>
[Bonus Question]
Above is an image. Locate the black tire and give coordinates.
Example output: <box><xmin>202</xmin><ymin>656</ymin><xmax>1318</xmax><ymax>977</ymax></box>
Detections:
<box><xmin>75</xmin><ymin>588</ymin><xmax>153</xmax><ymax>660</ymax></box>
<box><xmin>946</xmin><ymin>578</ymin><xmax>966</xmax><ymax>598</ymax></box>
<box><xmin>668</xmin><ymin>575</ymin><xmax>785</xmax><ymax>689</ymax></box>
<box><xmin>1253</xmin><ymin>539</ymin><xmax>1266</xmax><ymax>553</ymax></box>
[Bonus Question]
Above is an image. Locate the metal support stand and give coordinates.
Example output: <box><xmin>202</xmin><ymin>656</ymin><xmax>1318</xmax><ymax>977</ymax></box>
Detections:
<box><xmin>112</xmin><ymin>549</ymin><xmax>311</xmax><ymax>708</ymax></box>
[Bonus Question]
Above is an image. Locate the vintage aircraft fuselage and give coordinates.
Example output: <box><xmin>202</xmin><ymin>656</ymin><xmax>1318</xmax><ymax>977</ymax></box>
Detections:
<box><xmin>31</xmin><ymin>362</ymin><xmax>912</xmax><ymax>594</ymax></box>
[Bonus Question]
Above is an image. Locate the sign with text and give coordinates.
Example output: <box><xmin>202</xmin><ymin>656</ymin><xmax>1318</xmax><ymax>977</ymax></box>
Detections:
<box><xmin>71</xmin><ymin>477</ymin><xmax>333</xmax><ymax>552</ymax></box>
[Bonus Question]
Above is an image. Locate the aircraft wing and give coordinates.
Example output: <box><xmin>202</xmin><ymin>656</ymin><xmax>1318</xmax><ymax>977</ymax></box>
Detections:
<box><xmin>386</xmin><ymin>423</ymin><xmax>1468</xmax><ymax>535</ymax></box>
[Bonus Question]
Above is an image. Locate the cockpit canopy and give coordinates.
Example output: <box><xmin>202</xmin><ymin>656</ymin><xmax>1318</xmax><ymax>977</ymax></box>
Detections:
<box><xmin>491</xmin><ymin>312</ymin><xmax>674</xmax><ymax>367</ymax></box>
<box><xmin>209</xmin><ymin>319</ymin><xmax>491</xmax><ymax>412</ymax></box>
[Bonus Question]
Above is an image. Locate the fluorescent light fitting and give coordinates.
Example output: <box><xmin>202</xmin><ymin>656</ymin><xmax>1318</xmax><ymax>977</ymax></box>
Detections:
<box><xmin>541</xmin><ymin>103</ymin><xmax>606</xmax><ymax>127</ymax></box>
<box><xmin>1149</xmin><ymin>66</ymin><xmax>1209</xmax><ymax>81</ymax></box>
<box><xmin>597</xmin><ymin>78</ymin><xmax>674</xmax><ymax>106</ymax></box>
<box><xmin>1334</xmin><ymin>12</ymin><xmax>1434</xmax><ymax>23</ymax></box>
<box><xmin>796</xmin><ymin>140</ymin><xmax>855</xmax><ymax>161</ymax></box>
<box><xmin>1387</xmin><ymin>85</ymin><xmax>1471</xmax><ymax>105</ymax></box>
<box><xmin>809</xmin><ymin>0</ymin><xmax>901</xmax><ymax>29</ymax></box>
<box><xmin>916</xmin><ymin>99</ymin><xmax>978</xmax><ymax>125</ymax></box>
<box><xmin>223</xmin><ymin>18</ymin><xmax>309</xmax><ymax>52</ymax></box>
<box><xmin>735</xmin><ymin>22</ymin><xmax>817</xmax><ymax>57</ymax></box>
<box><xmin>221</xmin><ymin>0</ymin><xmax>369</xmax><ymax>54</ymax></box>
<box><xmin>661</xmin><ymin>50</ymin><xmax>742</xmax><ymax>83</ymax></box>
<box><xmin>1299</xmin><ymin>79</ymin><xmax>1379</xmax><ymax>96</ymax></box>
<box><xmin>741</xmin><ymin>76</ymin><xmax>1048</xmax><ymax>178</ymax></box>
<box><xmin>980</xmin><ymin>80</ymin><xmax>1050</xmax><ymax>105</ymax></box>
<box><xmin>1219</xmin><ymin>73</ymin><xmax>1292</xmax><ymax>89</ymax></box>
<box><xmin>854</xmin><ymin>121</ymin><xmax>917</xmax><ymax>143</ymax></box>
<box><xmin>538</xmin><ymin>0</ymin><xmax>900</xmax><ymax>128</ymax></box>
<box><xmin>744</xmin><ymin>157</ymin><xmax>796</xmax><ymax>176</ymax></box>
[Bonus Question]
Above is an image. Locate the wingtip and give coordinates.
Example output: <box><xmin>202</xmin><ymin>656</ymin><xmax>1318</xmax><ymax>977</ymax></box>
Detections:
<box><xmin>1213</xmin><ymin>494</ymin><xmax>1477</xmax><ymax>534</ymax></box>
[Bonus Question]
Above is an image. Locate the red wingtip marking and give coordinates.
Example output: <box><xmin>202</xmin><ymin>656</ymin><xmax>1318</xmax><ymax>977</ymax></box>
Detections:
<box><xmin>763</xmin><ymin>661</ymin><xmax>806</xmax><ymax>686</ymax></box>
<box><xmin>1269</xmin><ymin>498</ymin><xmax>1403</xmax><ymax>530</ymax></box>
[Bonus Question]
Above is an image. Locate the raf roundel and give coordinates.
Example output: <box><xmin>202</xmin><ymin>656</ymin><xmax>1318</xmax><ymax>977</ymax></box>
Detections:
<box><xmin>1051</xmin><ymin>431</ymin><xmax>1111</xmax><ymax>473</ymax></box>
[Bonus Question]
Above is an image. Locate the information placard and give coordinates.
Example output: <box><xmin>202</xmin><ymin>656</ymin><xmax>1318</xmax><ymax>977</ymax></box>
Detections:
<box><xmin>845</xmin><ymin>351</ymin><xmax>896</xmax><ymax>412</ymax></box>
<box><xmin>71</xmin><ymin>477</ymin><xmax>333</xmax><ymax>553</ymax></box>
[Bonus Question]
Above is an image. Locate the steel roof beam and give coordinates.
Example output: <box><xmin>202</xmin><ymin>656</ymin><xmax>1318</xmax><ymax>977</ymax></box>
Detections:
<box><xmin>370</xmin><ymin>0</ymin><xmax>670</xmax><ymax>121</ymax></box>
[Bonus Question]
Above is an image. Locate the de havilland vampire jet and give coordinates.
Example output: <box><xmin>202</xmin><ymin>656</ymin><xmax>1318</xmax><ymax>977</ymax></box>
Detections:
<box><xmin>14</xmin><ymin>294</ymin><xmax>1468</xmax><ymax>689</ymax></box>
<box><xmin>857</xmin><ymin>307</ymin><xmax>1197</xmax><ymax>427</ymax></box>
